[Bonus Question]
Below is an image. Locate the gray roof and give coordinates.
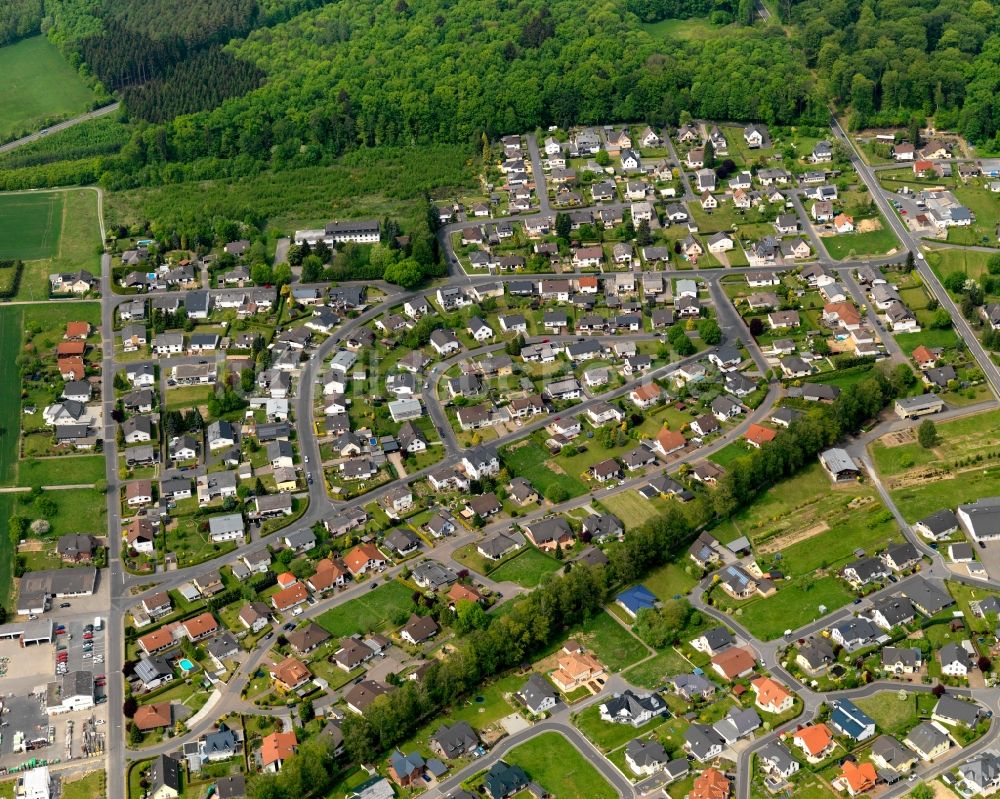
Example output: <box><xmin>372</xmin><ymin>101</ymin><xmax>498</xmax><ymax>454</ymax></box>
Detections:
<box><xmin>519</xmin><ymin>673</ymin><xmax>557</xmax><ymax>713</ymax></box>
<box><xmin>871</xmin><ymin>735</ymin><xmax>912</xmax><ymax>768</ymax></box>
<box><xmin>625</xmin><ymin>738</ymin><xmax>668</xmax><ymax>768</ymax></box>
<box><xmin>906</xmin><ymin>721</ymin><xmax>950</xmax><ymax>754</ymax></box>
<box><xmin>758</xmin><ymin>741</ymin><xmax>797</xmax><ymax>774</ymax></box>
<box><xmin>934</xmin><ymin>695</ymin><xmax>982</xmax><ymax>727</ymax></box>
<box><xmin>821</xmin><ymin>447</ymin><xmax>858</xmax><ymax>475</ymax></box>
<box><xmin>900</xmin><ymin>577</ymin><xmax>954</xmax><ymax>615</ymax></box>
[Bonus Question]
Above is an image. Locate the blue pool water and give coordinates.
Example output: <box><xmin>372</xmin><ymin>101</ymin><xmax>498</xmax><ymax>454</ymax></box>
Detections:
<box><xmin>178</xmin><ymin>658</ymin><xmax>195</xmax><ymax>671</ymax></box>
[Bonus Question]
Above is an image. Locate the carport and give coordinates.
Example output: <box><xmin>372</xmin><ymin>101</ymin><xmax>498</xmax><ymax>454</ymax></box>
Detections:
<box><xmin>0</xmin><ymin>619</ymin><xmax>54</xmax><ymax>645</ymax></box>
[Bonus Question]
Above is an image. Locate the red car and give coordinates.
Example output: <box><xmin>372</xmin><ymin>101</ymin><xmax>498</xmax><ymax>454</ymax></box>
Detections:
<box><xmin>83</xmin><ymin>633</ymin><xmax>93</xmax><ymax>640</ymax></box>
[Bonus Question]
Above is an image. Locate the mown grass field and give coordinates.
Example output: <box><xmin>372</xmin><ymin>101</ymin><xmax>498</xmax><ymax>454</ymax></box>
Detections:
<box><xmin>823</xmin><ymin>228</ymin><xmax>901</xmax><ymax>260</ymax></box>
<box><xmin>562</xmin><ymin>610</ymin><xmax>648</xmax><ymax>673</ymax></box>
<box><xmin>315</xmin><ymin>579</ymin><xmax>416</xmax><ymax>637</ymax></box>
<box><xmin>0</xmin><ymin>192</ymin><xmax>63</xmax><ymax>260</ymax></box>
<box><xmin>504</xmin><ymin>731</ymin><xmax>617</xmax><ymax>799</ymax></box>
<box><xmin>623</xmin><ymin>648</ymin><xmax>692</xmax><ymax>689</ymax></box>
<box><xmin>488</xmin><ymin>547</ymin><xmax>562</xmax><ymax>588</ymax></box>
<box><xmin>928</xmin><ymin>248</ymin><xmax>993</xmax><ymax>284</ymax></box>
<box><xmin>734</xmin><ymin>575</ymin><xmax>855</xmax><ymax>640</ymax></box>
<box><xmin>0</xmin><ymin>36</ymin><xmax>98</xmax><ymax>141</ymax></box>
<box><xmin>855</xmin><ymin>692</ymin><xmax>920</xmax><ymax>736</ymax></box>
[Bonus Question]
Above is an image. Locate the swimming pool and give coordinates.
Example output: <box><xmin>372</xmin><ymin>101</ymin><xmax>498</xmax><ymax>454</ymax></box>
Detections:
<box><xmin>178</xmin><ymin>658</ymin><xmax>195</xmax><ymax>671</ymax></box>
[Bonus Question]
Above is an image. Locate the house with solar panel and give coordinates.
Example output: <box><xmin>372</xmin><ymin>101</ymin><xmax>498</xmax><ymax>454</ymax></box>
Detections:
<box><xmin>718</xmin><ymin>565</ymin><xmax>776</xmax><ymax>600</ymax></box>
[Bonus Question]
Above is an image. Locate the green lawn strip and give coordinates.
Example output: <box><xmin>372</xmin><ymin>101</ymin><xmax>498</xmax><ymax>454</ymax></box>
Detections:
<box><xmin>894</xmin><ymin>328</ymin><xmax>961</xmax><ymax>353</ymax></box>
<box><xmin>0</xmin><ymin>307</ymin><xmax>22</xmax><ymax>484</ymax></box>
<box><xmin>504</xmin><ymin>731</ymin><xmax>617</xmax><ymax>799</ymax></box>
<box><xmin>946</xmin><ymin>581</ymin><xmax>1000</xmax><ymax>634</ymax></box>
<box><xmin>488</xmin><ymin>548</ymin><xmax>562</xmax><ymax>588</ymax></box>
<box><xmin>315</xmin><ymin>579</ymin><xmax>416</xmax><ymax>637</ymax></box>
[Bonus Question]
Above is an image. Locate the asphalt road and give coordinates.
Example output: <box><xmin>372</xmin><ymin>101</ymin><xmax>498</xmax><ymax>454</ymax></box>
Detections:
<box><xmin>0</xmin><ymin>103</ymin><xmax>120</xmax><ymax>154</ymax></box>
<box><xmin>92</xmin><ymin>116</ymin><xmax>1000</xmax><ymax>799</ymax></box>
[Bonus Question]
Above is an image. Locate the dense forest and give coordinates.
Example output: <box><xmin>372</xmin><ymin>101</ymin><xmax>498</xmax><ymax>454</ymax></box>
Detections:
<box><xmin>793</xmin><ymin>0</ymin><xmax>1000</xmax><ymax>135</ymax></box>
<box><xmin>1</xmin><ymin>0</ymin><xmax>999</xmax><ymax>198</ymax></box>
<box><xmin>0</xmin><ymin>0</ymin><xmax>41</xmax><ymax>45</ymax></box>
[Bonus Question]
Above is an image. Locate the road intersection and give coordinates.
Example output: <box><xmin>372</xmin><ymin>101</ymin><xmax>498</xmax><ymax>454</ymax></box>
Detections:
<box><xmin>92</xmin><ymin>120</ymin><xmax>1000</xmax><ymax>799</ymax></box>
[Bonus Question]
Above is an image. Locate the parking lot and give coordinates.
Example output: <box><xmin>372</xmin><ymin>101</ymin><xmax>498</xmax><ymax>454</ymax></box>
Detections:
<box><xmin>53</xmin><ymin>619</ymin><xmax>107</xmax><ymax>677</ymax></box>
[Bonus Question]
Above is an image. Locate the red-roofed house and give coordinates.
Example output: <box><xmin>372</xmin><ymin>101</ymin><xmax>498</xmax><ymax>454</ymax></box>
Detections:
<box><xmin>745</xmin><ymin>424</ymin><xmax>777</xmax><ymax>449</ymax></box>
<box><xmin>260</xmin><ymin>730</ymin><xmax>298</xmax><ymax>773</ymax></box>
<box><xmin>912</xmin><ymin>345</ymin><xmax>937</xmax><ymax>370</ymax></box>
<box><xmin>271</xmin><ymin>582</ymin><xmax>309</xmax><ymax>613</ymax></box>
<box><xmin>344</xmin><ymin>543</ymin><xmax>387</xmax><ymax>576</ymax></box>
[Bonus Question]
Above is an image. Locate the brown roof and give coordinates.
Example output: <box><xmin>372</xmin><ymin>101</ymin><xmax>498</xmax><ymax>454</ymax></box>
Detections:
<box><xmin>60</xmin><ymin>357</ymin><xmax>85</xmax><ymax>379</ymax></box>
<box><xmin>272</xmin><ymin>582</ymin><xmax>309</xmax><ymax>611</ymax></box>
<box><xmin>65</xmin><ymin>321</ymin><xmax>91</xmax><ymax>339</ymax></box>
<box><xmin>183</xmin><ymin>612</ymin><xmax>218</xmax><ymax>639</ymax></box>
<box><xmin>710</xmin><ymin>646</ymin><xmax>756</xmax><ymax>679</ymax></box>
<box><xmin>134</xmin><ymin>701</ymin><xmax>172</xmax><ymax>730</ymax></box>
<box><xmin>270</xmin><ymin>656</ymin><xmax>311</xmax><ymax>689</ymax></box>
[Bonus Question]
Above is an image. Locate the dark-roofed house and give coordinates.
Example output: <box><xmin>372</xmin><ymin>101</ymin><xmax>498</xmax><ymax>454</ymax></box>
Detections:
<box><xmin>430</xmin><ymin>721</ymin><xmax>479</xmax><ymax>759</ymax></box>
<box><xmin>599</xmin><ymin>690</ymin><xmax>666</xmax><ymax>726</ymax></box>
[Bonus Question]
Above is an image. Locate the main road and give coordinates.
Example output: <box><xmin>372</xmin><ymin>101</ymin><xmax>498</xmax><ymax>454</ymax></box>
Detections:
<box><xmin>830</xmin><ymin>115</ymin><xmax>1000</xmax><ymax>397</ymax></box>
<box><xmin>0</xmin><ymin>103</ymin><xmax>121</xmax><ymax>154</ymax></box>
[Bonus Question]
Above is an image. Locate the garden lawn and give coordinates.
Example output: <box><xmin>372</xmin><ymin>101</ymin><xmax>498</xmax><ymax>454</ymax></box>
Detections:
<box><xmin>734</xmin><ymin>575</ymin><xmax>855</xmax><ymax>640</ymax></box>
<box><xmin>504</xmin><ymin>731</ymin><xmax>617</xmax><ymax>799</ymax></box>
<box><xmin>315</xmin><ymin>580</ymin><xmax>416</xmax><ymax>637</ymax></box>
<box><xmin>854</xmin><ymin>692</ymin><xmax>920</xmax><ymax>736</ymax></box>
<box><xmin>19</xmin><ymin>455</ymin><xmax>105</xmax><ymax>486</ymax></box>
<box><xmin>574</xmin><ymin>703</ymin><xmax>665</xmax><ymax>751</ymax></box>
<box><xmin>0</xmin><ymin>36</ymin><xmax>98</xmax><ymax>141</ymax></box>
<box><xmin>25</xmin><ymin>488</ymin><xmax>107</xmax><ymax>535</ymax></box>
<box><xmin>489</xmin><ymin>548</ymin><xmax>562</xmax><ymax>588</ymax></box>
<box><xmin>623</xmin><ymin>648</ymin><xmax>693</xmax><ymax>689</ymax></box>
<box><xmin>61</xmin><ymin>770</ymin><xmax>105</xmax><ymax>799</ymax></box>
<box><xmin>895</xmin><ymin>328</ymin><xmax>961</xmax><ymax>353</ymax></box>
<box><xmin>501</xmin><ymin>440</ymin><xmax>588</xmax><ymax>498</ymax></box>
<box><xmin>564</xmin><ymin>610</ymin><xmax>648</xmax><ymax>672</ymax></box>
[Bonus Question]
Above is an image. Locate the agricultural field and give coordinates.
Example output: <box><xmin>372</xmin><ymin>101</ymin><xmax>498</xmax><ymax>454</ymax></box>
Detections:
<box><xmin>0</xmin><ymin>191</ymin><xmax>64</xmax><ymax>260</ymax></box>
<box><xmin>488</xmin><ymin>548</ymin><xmax>562</xmax><ymax>588</ymax></box>
<box><xmin>503</xmin><ymin>731</ymin><xmax>617</xmax><ymax>799</ymax></box>
<box><xmin>872</xmin><ymin>408</ymin><xmax>1000</xmax><ymax>522</ymax></box>
<box><xmin>0</xmin><ymin>36</ymin><xmax>98</xmax><ymax>142</ymax></box>
<box><xmin>315</xmin><ymin>579</ymin><xmax>417</xmax><ymax>638</ymax></box>
<box><xmin>599</xmin><ymin>490</ymin><xmax>673</xmax><ymax>530</ymax></box>
<box><xmin>0</xmin><ymin>189</ymin><xmax>101</xmax><ymax>299</ymax></box>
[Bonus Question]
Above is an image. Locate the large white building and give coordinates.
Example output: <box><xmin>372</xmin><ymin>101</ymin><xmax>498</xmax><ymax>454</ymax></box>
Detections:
<box><xmin>293</xmin><ymin>219</ymin><xmax>380</xmax><ymax>246</ymax></box>
<box><xmin>18</xmin><ymin>767</ymin><xmax>51</xmax><ymax>799</ymax></box>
